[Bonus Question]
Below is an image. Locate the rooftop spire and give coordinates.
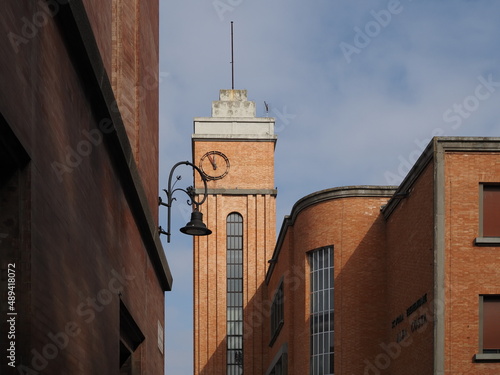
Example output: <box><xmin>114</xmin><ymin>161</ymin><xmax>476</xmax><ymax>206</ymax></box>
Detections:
<box><xmin>230</xmin><ymin>21</ymin><xmax>235</xmax><ymax>90</ymax></box>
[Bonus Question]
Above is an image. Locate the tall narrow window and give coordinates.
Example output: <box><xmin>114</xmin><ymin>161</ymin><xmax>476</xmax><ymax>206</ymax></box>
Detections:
<box><xmin>482</xmin><ymin>185</ymin><xmax>500</xmax><ymax>237</ymax></box>
<box><xmin>270</xmin><ymin>281</ymin><xmax>284</xmax><ymax>346</ymax></box>
<box><xmin>308</xmin><ymin>246</ymin><xmax>334</xmax><ymax>375</ymax></box>
<box><xmin>227</xmin><ymin>213</ymin><xmax>243</xmax><ymax>374</ymax></box>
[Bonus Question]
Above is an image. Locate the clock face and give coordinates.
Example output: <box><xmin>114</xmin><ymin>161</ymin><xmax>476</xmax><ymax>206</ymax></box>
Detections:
<box><xmin>199</xmin><ymin>151</ymin><xmax>230</xmax><ymax>180</ymax></box>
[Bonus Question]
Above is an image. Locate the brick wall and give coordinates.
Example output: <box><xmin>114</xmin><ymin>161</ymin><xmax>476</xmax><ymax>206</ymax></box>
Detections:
<box><xmin>193</xmin><ymin>140</ymin><xmax>275</xmax><ymax>190</ymax></box>
<box><xmin>444</xmin><ymin>152</ymin><xmax>500</xmax><ymax>374</ymax></box>
<box><xmin>385</xmin><ymin>162</ymin><xmax>435</xmax><ymax>375</ymax></box>
<box><xmin>193</xmin><ymin>136</ymin><xmax>276</xmax><ymax>374</ymax></box>
<box><xmin>265</xmin><ymin>188</ymin><xmax>393</xmax><ymax>375</ymax></box>
<box><xmin>0</xmin><ymin>1</ymin><xmax>165</xmax><ymax>373</ymax></box>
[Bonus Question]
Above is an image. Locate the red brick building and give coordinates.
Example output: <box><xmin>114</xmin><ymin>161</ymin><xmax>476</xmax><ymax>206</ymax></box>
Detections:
<box><xmin>193</xmin><ymin>89</ymin><xmax>277</xmax><ymax>375</ymax></box>
<box><xmin>265</xmin><ymin>137</ymin><xmax>500</xmax><ymax>375</ymax></box>
<box><xmin>1</xmin><ymin>1</ymin><xmax>171</xmax><ymax>374</ymax></box>
<box><xmin>190</xmin><ymin>90</ymin><xmax>500</xmax><ymax>375</ymax></box>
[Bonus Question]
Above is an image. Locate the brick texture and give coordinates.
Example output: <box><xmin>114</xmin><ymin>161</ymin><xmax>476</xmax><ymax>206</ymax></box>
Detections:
<box><xmin>0</xmin><ymin>1</ymin><xmax>164</xmax><ymax>373</ymax></box>
<box><xmin>385</xmin><ymin>163</ymin><xmax>435</xmax><ymax>375</ymax></box>
<box><xmin>265</xmin><ymin>144</ymin><xmax>500</xmax><ymax>375</ymax></box>
<box><xmin>444</xmin><ymin>152</ymin><xmax>500</xmax><ymax>375</ymax></box>
<box><xmin>193</xmin><ymin>136</ymin><xmax>276</xmax><ymax>374</ymax></box>
<box><xmin>267</xmin><ymin>193</ymin><xmax>392</xmax><ymax>375</ymax></box>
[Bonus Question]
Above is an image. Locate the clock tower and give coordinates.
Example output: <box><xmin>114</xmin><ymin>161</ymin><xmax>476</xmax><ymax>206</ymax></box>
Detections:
<box><xmin>192</xmin><ymin>89</ymin><xmax>277</xmax><ymax>374</ymax></box>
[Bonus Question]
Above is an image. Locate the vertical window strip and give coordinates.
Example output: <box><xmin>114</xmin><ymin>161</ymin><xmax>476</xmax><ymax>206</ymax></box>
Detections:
<box><xmin>227</xmin><ymin>213</ymin><xmax>243</xmax><ymax>374</ymax></box>
<box><xmin>309</xmin><ymin>246</ymin><xmax>334</xmax><ymax>375</ymax></box>
<box><xmin>270</xmin><ymin>282</ymin><xmax>284</xmax><ymax>344</ymax></box>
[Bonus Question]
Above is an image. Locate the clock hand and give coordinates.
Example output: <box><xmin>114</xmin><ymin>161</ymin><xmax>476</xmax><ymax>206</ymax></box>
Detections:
<box><xmin>207</xmin><ymin>154</ymin><xmax>217</xmax><ymax>170</ymax></box>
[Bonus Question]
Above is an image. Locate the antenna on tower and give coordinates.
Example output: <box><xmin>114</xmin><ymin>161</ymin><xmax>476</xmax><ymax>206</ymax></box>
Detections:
<box><xmin>230</xmin><ymin>21</ymin><xmax>234</xmax><ymax>90</ymax></box>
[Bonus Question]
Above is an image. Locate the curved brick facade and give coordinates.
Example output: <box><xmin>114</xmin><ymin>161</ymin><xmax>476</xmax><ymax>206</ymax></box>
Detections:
<box><xmin>266</xmin><ymin>186</ymin><xmax>396</xmax><ymax>375</ymax></box>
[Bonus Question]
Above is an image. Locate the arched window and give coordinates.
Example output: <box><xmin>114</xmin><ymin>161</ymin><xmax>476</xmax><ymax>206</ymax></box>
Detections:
<box><xmin>227</xmin><ymin>213</ymin><xmax>243</xmax><ymax>375</ymax></box>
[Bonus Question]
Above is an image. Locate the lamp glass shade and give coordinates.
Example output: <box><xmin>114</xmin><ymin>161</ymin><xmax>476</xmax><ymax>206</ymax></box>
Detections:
<box><xmin>180</xmin><ymin>211</ymin><xmax>212</xmax><ymax>236</ymax></box>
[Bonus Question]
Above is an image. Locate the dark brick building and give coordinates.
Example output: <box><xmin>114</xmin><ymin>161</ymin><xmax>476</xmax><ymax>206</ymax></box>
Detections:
<box><xmin>1</xmin><ymin>1</ymin><xmax>171</xmax><ymax>374</ymax></box>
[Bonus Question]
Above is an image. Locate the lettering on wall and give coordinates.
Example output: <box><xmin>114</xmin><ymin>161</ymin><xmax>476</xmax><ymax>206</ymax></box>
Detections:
<box><xmin>396</xmin><ymin>329</ymin><xmax>408</xmax><ymax>343</ymax></box>
<box><xmin>391</xmin><ymin>293</ymin><xmax>429</xmax><ymax>342</ymax></box>
<box><xmin>410</xmin><ymin>314</ymin><xmax>427</xmax><ymax>333</ymax></box>
<box><xmin>406</xmin><ymin>293</ymin><xmax>427</xmax><ymax>317</ymax></box>
<box><xmin>391</xmin><ymin>313</ymin><xmax>404</xmax><ymax>329</ymax></box>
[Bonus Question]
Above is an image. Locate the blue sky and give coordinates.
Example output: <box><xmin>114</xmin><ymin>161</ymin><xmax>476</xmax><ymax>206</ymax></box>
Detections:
<box><xmin>158</xmin><ymin>1</ymin><xmax>500</xmax><ymax>373</ymax></box>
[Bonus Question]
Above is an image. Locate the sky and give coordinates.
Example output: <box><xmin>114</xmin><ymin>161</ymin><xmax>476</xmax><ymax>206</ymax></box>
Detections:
<box><xmin>158</xmin><ymin>1</ymin><xmax>500</xmax><ymax>373</ymax></box>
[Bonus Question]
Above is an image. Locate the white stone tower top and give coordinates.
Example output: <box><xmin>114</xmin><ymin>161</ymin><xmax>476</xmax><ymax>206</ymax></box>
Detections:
<box><xmin>212</xmin><ymin>89</ymin><xmax>256</xmax><ymax>118</ymax></box>
<box><xmin>193</xmin><ymin>89</ymin><xmax>275</xmax><ymax>140</ymax></box>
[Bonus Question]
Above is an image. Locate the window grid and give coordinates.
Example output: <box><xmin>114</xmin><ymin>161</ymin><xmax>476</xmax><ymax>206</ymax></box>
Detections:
<box><xmin>309</xmin><ymin>246</ymin><xmax>334</xmax><ymax>375</ymax></box>
<box><xmin>227</xmin><ymin>213</ymin><xmax>243</xmax><ymax>375</ymax></box>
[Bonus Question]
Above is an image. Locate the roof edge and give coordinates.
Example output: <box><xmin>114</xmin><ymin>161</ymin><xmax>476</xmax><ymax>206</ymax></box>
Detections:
<box><xmin>382</xmin><ymin>136</ymin><xmax>500</xmax><ymax>219</ymax></box>
<box><xmin>266</xmin><ymin>185</ymin><xmax>396</xmax><ymax>284</ymax></box>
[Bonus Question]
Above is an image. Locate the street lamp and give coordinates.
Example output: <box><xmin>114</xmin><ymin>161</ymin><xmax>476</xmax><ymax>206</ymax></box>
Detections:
<box><xmin>158</xmin><ymin>161</ymin><xmax>212</xmax><ymax>243</ymax></box>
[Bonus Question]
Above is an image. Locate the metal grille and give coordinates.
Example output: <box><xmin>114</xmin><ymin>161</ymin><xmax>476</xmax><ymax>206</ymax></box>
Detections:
<box><xmin>227</xmin><ymin>213</ymin><xmax>243</xmax><ymax>374</ymax></box>
<box><xmin>309</xmin><ymin>246</ymin><xmax>334</xmax><ymax>375</ymax></box>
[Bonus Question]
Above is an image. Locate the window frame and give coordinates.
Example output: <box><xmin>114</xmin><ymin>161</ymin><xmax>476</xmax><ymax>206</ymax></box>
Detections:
<box><xmin>120</xmin><ymin>300</ymin><xmax>145</xmax><ymax>374</ymax></box>
<box><xmin>475</xmin><ymin>295</ymin><xmax>500</xmax><ymax>362</ymax></box>
<box><xmin>226</xmin><ymin>212</ymin><xmax>244</xmax><ymax>375</ymax></box>
<box><xmin>269</xmin><ymin>278</ymin><xmax>284</xmax><ymax>347</ymax></box>
<box><xmin>308</xmin><ymin>245</ymin><xmax>334</xmax><ymax>375</ymax></box>
<box><xmin>475</xmin><ymin>183</ymin><xmax>500</xmax><ymax>246</ymax></box>
<box><xmin>265</xmin><ymin>343</ymin><xmax>288</xmax><ymax>375</ymax></box>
